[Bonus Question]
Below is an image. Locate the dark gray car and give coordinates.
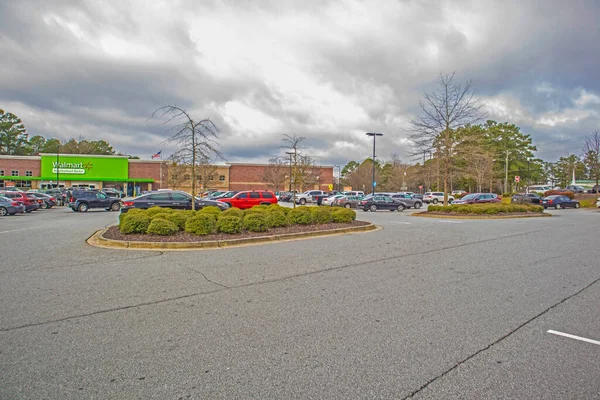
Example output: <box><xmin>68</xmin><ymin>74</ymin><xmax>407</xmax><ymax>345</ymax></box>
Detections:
<box><xmin>0</xmin><ymin>195</ymin><xmax>25</xmax><ymax>216</ymax></box>
<box><xmin>390</xmin><ymin>193</ymin><xmax>423</xmax><ymax>209</ymax></box>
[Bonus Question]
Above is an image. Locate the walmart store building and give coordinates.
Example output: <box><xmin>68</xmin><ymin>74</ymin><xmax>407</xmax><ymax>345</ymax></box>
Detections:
<box><xmin>0</xmin><ymin>154</ymin><xmax>167</xmax><ymax>196</ymax></box>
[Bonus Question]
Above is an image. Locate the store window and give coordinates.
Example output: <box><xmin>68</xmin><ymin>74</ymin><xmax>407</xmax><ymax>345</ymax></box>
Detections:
<box><xmin>184</xmin><ymin>174</ymin><xmax>190</xmax><ymax>180</ymax></box>
<box><xmin>219</xmin><ymin>175</ymin><xmax>225</xmax><ymax>181</ymax></box>
<box><xmin>12</xmin><ymin>170</ymin><xmax>19</xmax><ymax>176</ymax></box>
<box><xmin>25</xmin><ymin>171</ymin><xmax>33</xmax><ymax>176</ymax></box>
<box><xmin>209</xmin><ymin>175</ymin><xmax>214</xmax><ymax>181</ymax></box>
<box><xmin>0</xmin><ymin>170</ymin><xmax>4</xmax><ymax>176</ymax></box>
<box><xmin>14</xmin><ymin>180</ymin><xmax>32</xmax><ymax>188</ymax></box>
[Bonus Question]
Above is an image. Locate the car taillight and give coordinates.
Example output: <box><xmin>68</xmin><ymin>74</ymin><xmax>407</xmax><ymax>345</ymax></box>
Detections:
<box><xmin>70</xmin><ymin>197</ymin><xmax>74</xmax><ymax>202</ymax></box>
<box><xmin>12</xmin><ymin>201</ymin><xmax>19</xmax><ymax>206</ymax></box>
<box><xmin>50</xmin><ymin>197</ymin><xmax>56</xmax><ymax>201</ymax></box>
<box><xmin>548</xmin><ymin>200</ymin><xmax>553</xmax><ymax>204</ymax></box>
<box><xmin>123</xmin><ymin>201</ymin><xmax>134</xmax><ymax>206</ymax></box>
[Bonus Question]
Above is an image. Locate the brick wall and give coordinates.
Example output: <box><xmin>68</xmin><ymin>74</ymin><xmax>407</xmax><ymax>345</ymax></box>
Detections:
<box><xmin>0</xmin><ymin>157</ymin><xmax>40</xmax><ymax>176</ymax></box>
<box><xmin>128</xmin><ymin>161</ymin><xmax>168</xmax><ymax>189</ymax></box>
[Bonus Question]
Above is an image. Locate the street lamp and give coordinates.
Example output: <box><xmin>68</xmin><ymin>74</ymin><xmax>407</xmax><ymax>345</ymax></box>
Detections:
<box><xmin>366</xmin><ymin>132</ymin><xmax>383</xmax><ymax>195</ymax></box>
<box><xmin>527</xmin><ymin>156</ymin><xmax>532</xmax><ymax>192</ymax></box>
<box><xmin>334</xmin><ymin>165</ymin><xmax>341</xmax><ymax>192</ymax></box>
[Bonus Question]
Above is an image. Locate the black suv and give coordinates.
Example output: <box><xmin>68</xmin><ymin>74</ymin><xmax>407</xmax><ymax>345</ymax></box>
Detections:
<box><xmin>69</xmin><ymin>190</ymin><xmax>121</xmax><ymax>212</ymax></box>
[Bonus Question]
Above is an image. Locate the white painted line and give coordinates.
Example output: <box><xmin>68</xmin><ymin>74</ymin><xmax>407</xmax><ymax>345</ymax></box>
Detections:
<box><xmin>547</xmin><ymin>330</ymin><xmax>600</xmax><ymax>346</ymax></box>
<box><xmin>438</xmin><ymin>220</ymin><xmax>463</xmax><ymax>224</ymax></box>
<box><xmin>390</xmin><ymin>222</ymin><xmax>411</xmax><ymax>225</ymax></box>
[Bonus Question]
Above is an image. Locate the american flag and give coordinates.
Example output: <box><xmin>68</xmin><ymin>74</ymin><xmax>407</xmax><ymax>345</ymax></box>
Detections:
<box><xmin>151</xmin><ymin>150</ymin><xmax>162</xmax><ymax>159</ymax></box>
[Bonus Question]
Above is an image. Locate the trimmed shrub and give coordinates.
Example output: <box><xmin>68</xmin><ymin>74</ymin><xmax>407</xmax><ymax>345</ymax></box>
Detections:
<box><xmin>146</xmin><ymin>218</ymin><xmax>179</xmax><ymax>235</ymax></box>
<box><xmin>310</xmin><ymin>206</ymin><xmax>333</xmax><ymax>224</ymax></box>
<box><xmin>243</xmin><ymin>213</ymin><xmax>270</xmax><ymax>232</ymax></box>
<box><xmin>151</xmin><ymin>212</ymin><xmax>171</xmax><ymax>221</ymax></box>
<box><xmin>217</xmin><ymin>215</ymin><xmax>243</xmax><ymax>234</ymax></box>
<box><xmin>268</xmin><ymin>210</ymin><xmax>290</xmax><ymax>227</ymax></box>
<box><xmin>165</xmin><ymin>211</ymin><xmax>191</xmax><ymax>230</ymax></box>
<box><xmin>197</xmin><ymin>206</ymin><xmax>222</xmax><ymax>217</ymax></box>
<box><xmin>288</xmin><ymin>206</ymin><xmax>313</xmax><ymax>225</ymax></box>
<box><xmin>268</xmin><ymin>203</ymin><xmax>289</xmax><ymax>214</ymax></box>
<box><xmin>427</xmin><ymin>203</ymin><xmax>544</xmax><ymax>215</ymax></box>
<box><xmin>543</xmin><ymin>190</ymin><xmax>575</xmax><ymax>199</ymax></box>
<box><xmin>120</xmin><ymin>213</ymin><xmax>151</xmax><ymax>234</ymax></box>
<box><xmin>221</xmin><ymin>207</ymin><xmax>244</xmax><ymax>219</ymax></box>
<box><xmin>244</xmin><ymin>206</ymin><xmax>267</xmax><ymax>216</ymax></box>
<box><xmin>331</xmin><ymin>208</ymin><xmax>356</xmax><ymax>223</ymax></box>
<box><xmin>185</xmin><ymin>214</ymin><xmax>217</xmax><ymax>235</ymax></box>
<box><xmin>146</xmin><ymin>206</ymin><xmax>173</xmax><ymax>217</ymax></box>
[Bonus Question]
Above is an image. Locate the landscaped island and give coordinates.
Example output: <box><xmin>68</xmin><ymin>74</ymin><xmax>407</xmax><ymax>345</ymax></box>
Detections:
<box><xmin>422</xmin><ymin>203</ymin><xmax>545</xmax><ymax>216</ymax></box>
<box><xmin>105</xmin><ymin>204</ymin><xmax>366</xmax><ymax>243</ymax></box>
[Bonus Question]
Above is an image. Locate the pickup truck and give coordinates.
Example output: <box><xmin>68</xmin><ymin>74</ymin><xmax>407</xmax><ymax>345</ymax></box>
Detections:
<box><xmin>295</xmin><ymin>190</ymin><xmax>328</xmax><ymax>205</ymax></box>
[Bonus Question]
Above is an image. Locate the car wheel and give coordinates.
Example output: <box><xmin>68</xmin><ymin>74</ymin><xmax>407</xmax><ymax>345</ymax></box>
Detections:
<box><xmin>300</xmin><ymin>198</ymin><xmax>306</xmax><ymax>205</ymax></box>
<box><xmin>555</xmin><ymin>204</ymin><xmax>561</xmax><ymax>209</ymax></box>
<box><xmin>344</xmin><ymin>203</ymin><xmax>351</xmax><ymax>209</ymax></box>
<box><xmin>111</xmin><ymin>202</ymin><xmax>121</xmax><ymax>211</ymax></box>
<box><xmin>414</xmin><ymin>202</ymin><xmax>422</xmax><ymax>209</ymax></box>
<box><xmin>0</xmin><ymin>207</ymin><xmax>7</xmax><ymax>216</ymax></box>
<box><xmin>25</xmin><ymin>210</ymin><xmax>32</xmax><ymax>213</ymax></box>
<box><xmin>432</xmin><ymin>198</ymin><xmax>438</xmax><ymax>204</ymax></box>
<box><xmin>369</xmin><ymin>204</ymin><xmax>377</xmax><ymax>212</ymax></box>
<box><xmin>78</xmin><ymin>203</ymin><xmax>89</xmax><ymax>212</ymax></box>
<box><xmin>362</xmin><ymin>208</ymin><xmax>369</xmax><ymax>212</ymax></box>
<box><xmin>397</xmin><ymin>204</ymin><xmax>405</xmax><ymax>212</ymax></box>
<box><xmin>40</xmin><ymin>202</ymin><xmax>48</xmax><ymax>209</ymax></box>
<box><xmin>575</xmin><ymin>202</ymin><xmax>580</xmax><ymax>209</ymax></box>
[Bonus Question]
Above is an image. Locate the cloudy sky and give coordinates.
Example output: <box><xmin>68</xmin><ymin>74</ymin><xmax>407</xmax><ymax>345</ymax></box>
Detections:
<box><xmin>1</xmin><ymin>0</ymin><xmax>599</xmax><ymax>165</ymax></box>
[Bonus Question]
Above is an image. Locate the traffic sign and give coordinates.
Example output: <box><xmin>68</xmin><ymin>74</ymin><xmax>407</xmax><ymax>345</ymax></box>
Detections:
<box><xmin>328</xmin><ymin>184</ymin><xmax>333</xmax><ymax>191</ymax></box>
<box><xmin>419</xmin><ymin>185</ymin><xmax>423</xmax><ymax>189</ymax></box>
<box><xmin>515</xmin><ymin>176</ymin><xmax>520</xmax><ymax>183</ymax></box>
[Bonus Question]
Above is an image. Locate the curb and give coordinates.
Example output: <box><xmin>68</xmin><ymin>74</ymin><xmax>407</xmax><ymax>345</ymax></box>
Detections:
<box><xmin>87</xmin><ymin>223</ymin><xmax>379</xmax><ymax>251</ymax></box>
<box><xmin>411</xmin><ymin>212</ymin><xmax>551</xmax><ymax>220</ymax></box>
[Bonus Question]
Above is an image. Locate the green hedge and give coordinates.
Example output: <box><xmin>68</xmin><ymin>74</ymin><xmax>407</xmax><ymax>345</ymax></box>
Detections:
<box><xmin>427</xmin><ymin>203</ymin><xmax>544</xmax><ymax>214</ymax></box>
<box><xmin>185</xmin><ymin>214</ymin><xmax>217</xmax><ymax>235</ymax></box>
<box><xmin>120</xmin><ymin>213</ymin><xmax>151</xmax><ymax>234</ymax></box>
<box><xmin>243</xmin><ymin>213</ymin><xmax>270</xmax><ymax>232</ymax></box>
<box><xmin>151</xmin><ymin>212</ymin><xmax>172</xmax><ymax>221</ymax></box>
<box><xmin>217</xmin><ymin>215</ymin><xmax>243</xmax><ymax>234</ymax></box>
<box><xmin>332</xmin><ymin>208</ymin><xmax>356</xmax><ymax>223</ymax></box>
<box><xmin>543</xmin><ymin>190</ymin><xmax>575</xmax><ymax>199</ymax></box>
<box><xmin>310</xmin><ymin>207</ymin><xmax>333</xmax><ymax>224</ymax></box>
<box><xmin>147</xmin><ymin>218</ymin><xmax>179</xmax><ymax>235</ymax></box>
<box><xmin>198</xmin><ymin>206</ymin><xmax>222</xmax><ymax>216</ymax></box>
<box><xmin>288</xmin><ymin>206</ymin><xmax>313</xmax><ymax>225</ymax></box>
<box><xmin>146</xmin><ymin>206</ymin><xmax>173</xmax><ymax>217</ymax></box>
<box><xmin>221</xmin><ymin>207</ymin><xmax>244</xmax><ymax>219</ymax></box>
<box><xmin>268</xmin><ymin>210</ymin><xmax>290</xmax><ymax>227</ymax></box>
<box><xmin>165</xmin><ymin>211</ymin><xmax>191</xmax><ymax>230</ymax></box>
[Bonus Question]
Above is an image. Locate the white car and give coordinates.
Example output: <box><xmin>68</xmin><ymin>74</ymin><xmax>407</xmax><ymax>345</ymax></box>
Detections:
<box><xmin>321</xmin><ymin>195</ymin><xmax>345</xmax><ymax>206</ymax></box>
<box><xmin>423</xmin><ymin>192</ymin><xmax>455</xmax><ymax>204</ymax></box>
<box><xmin>597</xmin><ymin>197</ymin><xmax>600</xmax><ymax>208</ymax></box>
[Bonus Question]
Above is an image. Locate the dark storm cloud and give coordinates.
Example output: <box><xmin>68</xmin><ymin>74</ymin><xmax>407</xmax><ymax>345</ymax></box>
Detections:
<box><xmin>1</xmin><ymin>0</ymin><xmax>599</xmax><ymax>162</ymax></box>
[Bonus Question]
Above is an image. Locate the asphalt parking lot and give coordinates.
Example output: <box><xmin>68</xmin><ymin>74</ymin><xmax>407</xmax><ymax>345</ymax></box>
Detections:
<box><xmin>1</xmin><ymin>206</ymin><xmax>600</xmax><ymax>399</ymax></box>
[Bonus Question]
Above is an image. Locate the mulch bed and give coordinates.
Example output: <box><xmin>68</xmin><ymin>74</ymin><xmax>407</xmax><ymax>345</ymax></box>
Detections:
<box><xmin>421</xmin><ymin>211</ymin><xmax>544</xmax><ymax>217</ymax></box>
<box><xmin>103</xmin><ymin>220</ymin><xmax>371</xmax><ymax>243</ymax></box>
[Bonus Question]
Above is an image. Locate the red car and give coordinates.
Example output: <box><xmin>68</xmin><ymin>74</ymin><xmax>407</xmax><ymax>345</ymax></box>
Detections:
<box><xmin>0</xmin><ymin>191</ymin><xmax>40</xmax><ymax>213</ymax></box>
<box><xmin>219</xmin><ymin>190</ymin><xmax>277</xmax><ymax>209</ymax></box>
<box><xmin>452</xmin><ymin>193</ymin><xmax>501</xmax><ymax>205</ymax></box>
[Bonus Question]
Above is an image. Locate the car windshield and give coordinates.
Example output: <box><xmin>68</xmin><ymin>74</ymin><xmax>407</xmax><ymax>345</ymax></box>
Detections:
<box><xmin>461</xmin><ymin>194</ymin><xmax>478</xmax><ymax>200</ymax></box>
<box><xmin>221</xmin><ymin>192</ymin><xmax>236</xmax><ymax>198</ymax></box>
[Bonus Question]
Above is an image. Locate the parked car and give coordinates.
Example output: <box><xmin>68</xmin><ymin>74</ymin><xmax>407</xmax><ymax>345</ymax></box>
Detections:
<box><xmin>527</xmin><ymin>185</ymin><xmax>552</xmax><ymax>194</ymax></box>
<box><xmin>511</xmin><ymin>193</ymin><xmax>543</xmax><ymax>204</ymax></box>
<box><xmin>28</xmin><ymin>192</ymin><xmax>57</xmax><ymax>209</ymax></box>
<box><xmin>0</xmin><ymin>195</ymin><xmax>25</xmax><ymax>216</ymax></box>
<box><xmin>121</xmin><ymin>190</ymin><xmax>229</xmax><ymax>213</ymax></box>
<box><xmin>321</xmin><ymin>194</ymin><xmax>345</xmax><ymax>206</ymax></box>
<box><xmin>216</xmin><ymin>190</ymin><xmax>277</xmax><ymax>209</ymax></box>
<box><xmin>587</xmin><ymin>185</ymin><xmax>600</xmax><ymax>194</ymax></box>
<box><xmin>423</xmin><ymin>192</ymin><xmax>454</xmax><ymax>204</ymax></box>
<box><xmin>333</xmin><ymin>195</ymin><xmax>363</xmax><ymax>209</ymax></box>
<box><xmin>102</xmin><ymin>188</ymin><xmax>123</xmax><ymax>198</ymax></box>
<box><xmin>390</xmin><ymin>193</ymin><xmax>423</xmax><ymax>209</ymax></box>
<box><xmin>412</xmin><ymin>193</ymin><xmax>424</xmax><ymax>200</ymax></box>
<box><xmin>361</xmin><ymin>196</ymin><xmax>407</xmax><ymax>212</ymax></box>
<box><xmin>597</xmin><ymin>197</ymin><xmax>600</xmax><ymax>208</ymax></box>
<box><xmin>565</xmin><ymin>185</ymin><xmax>585</xmax><ymax>194</ymax></box>
<box><xmin>452</xmin><ymin>193</ymin><xmax>501</xmax><ymax>205</ymax></box>
<box><xmin>295</xmin><ymin>190</ymin><xmax>327</xmax><ymax>205</ymax></box>
<box><xmin>211</xmin><ymin>191</ymin><xmax>238</xmax><ymax>200</ymax></box>
<box><xmin>0</xmin><ymin>191</ymin><xmax>39</xmax><ymax>213</ymax></box>
<box><xmin>451</xmin><ymin>190</ymin><xmax>467</xmax><ymax>196</ymax></box>
<box><xmin>69</xmin><ymin>190</ymin><xmax>122</xmax><ymax>212</ymax></box>
<box><xmin>542</xmin><ymin>195</ymin><xmax>580</xmax><ymax>209</ymax></box>
<box><xmin>342</xmin><ymin>191</ymin><xmax>365</xmax><ymax>197</ymax></box>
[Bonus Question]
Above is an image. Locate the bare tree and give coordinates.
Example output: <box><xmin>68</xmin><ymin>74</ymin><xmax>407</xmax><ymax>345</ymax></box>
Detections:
<box><xmin>583</xmin><ymin>130</ymin><xmax>600</xmax><ymax>190</ymax></box>
<box><xmin>281</xmin><ymin>134</ymin><xmax>306</xmax><ymax>206</ymax></box>
<box><xmin>410</xmin><ymin>72</ymin><xmax>485</xmax><ymax>204</ymax></box>
<box><xmin>263</xmin><ymin>157</ymin><xmax>288</xmax><ymax>191</ymax></box>
<box><xmin>196</xmin><ymin>155</ymin><xmax>219</xmax><ymax>192</ymax></box>
<box><xmin>153</xmin><ymin>106</ymin><xmax>223</xmax><ymax>209</ymax></box>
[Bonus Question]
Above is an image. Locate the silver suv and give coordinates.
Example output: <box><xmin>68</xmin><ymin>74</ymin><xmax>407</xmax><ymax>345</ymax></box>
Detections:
<box><xmin>423</xmin><ymin>192</ymin><xmax>454</xmax><ymax>204</ymax></box>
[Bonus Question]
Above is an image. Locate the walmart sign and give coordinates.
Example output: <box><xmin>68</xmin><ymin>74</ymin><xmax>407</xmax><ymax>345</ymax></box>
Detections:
<box><xmin>41</xmin><ymin>155</ymin><xmax>128</xmax><ymax>181</ymax></box>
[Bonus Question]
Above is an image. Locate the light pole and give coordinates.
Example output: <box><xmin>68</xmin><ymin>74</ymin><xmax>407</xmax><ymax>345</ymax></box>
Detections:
<box><xmin>366</xmin><ymin>132</ymin><xmax>383</xmax><ymax>195</ymax></box>
<box><xmin>504</xmin><ymin>150</ymin><xmax>511</xmax><ymax>195</ymax></box>
<box><xmin>527</xmin><ymin>156</ymin><xmax>532</xmax><ymax>192</ymax></box>
<box><xmin>334</xmin><ymin>165</ymin><xmax>341</xmax><ymax>192</ymax></box>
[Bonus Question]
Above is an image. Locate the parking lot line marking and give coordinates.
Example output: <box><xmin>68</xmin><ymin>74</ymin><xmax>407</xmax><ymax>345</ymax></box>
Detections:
<box><xmin>438</xmin><ymin>220</ymin><xmax>463</xmax><ymax>223</ymax></box>
<box><xmin>391</xmin><ymin>222</ymin><xmax>412</xmax><ymax>225</ymax></box>
<box><xmin>547</xmin><ymin>330</ymin><xmax>600</xmax><ymax>346</ymax></box>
